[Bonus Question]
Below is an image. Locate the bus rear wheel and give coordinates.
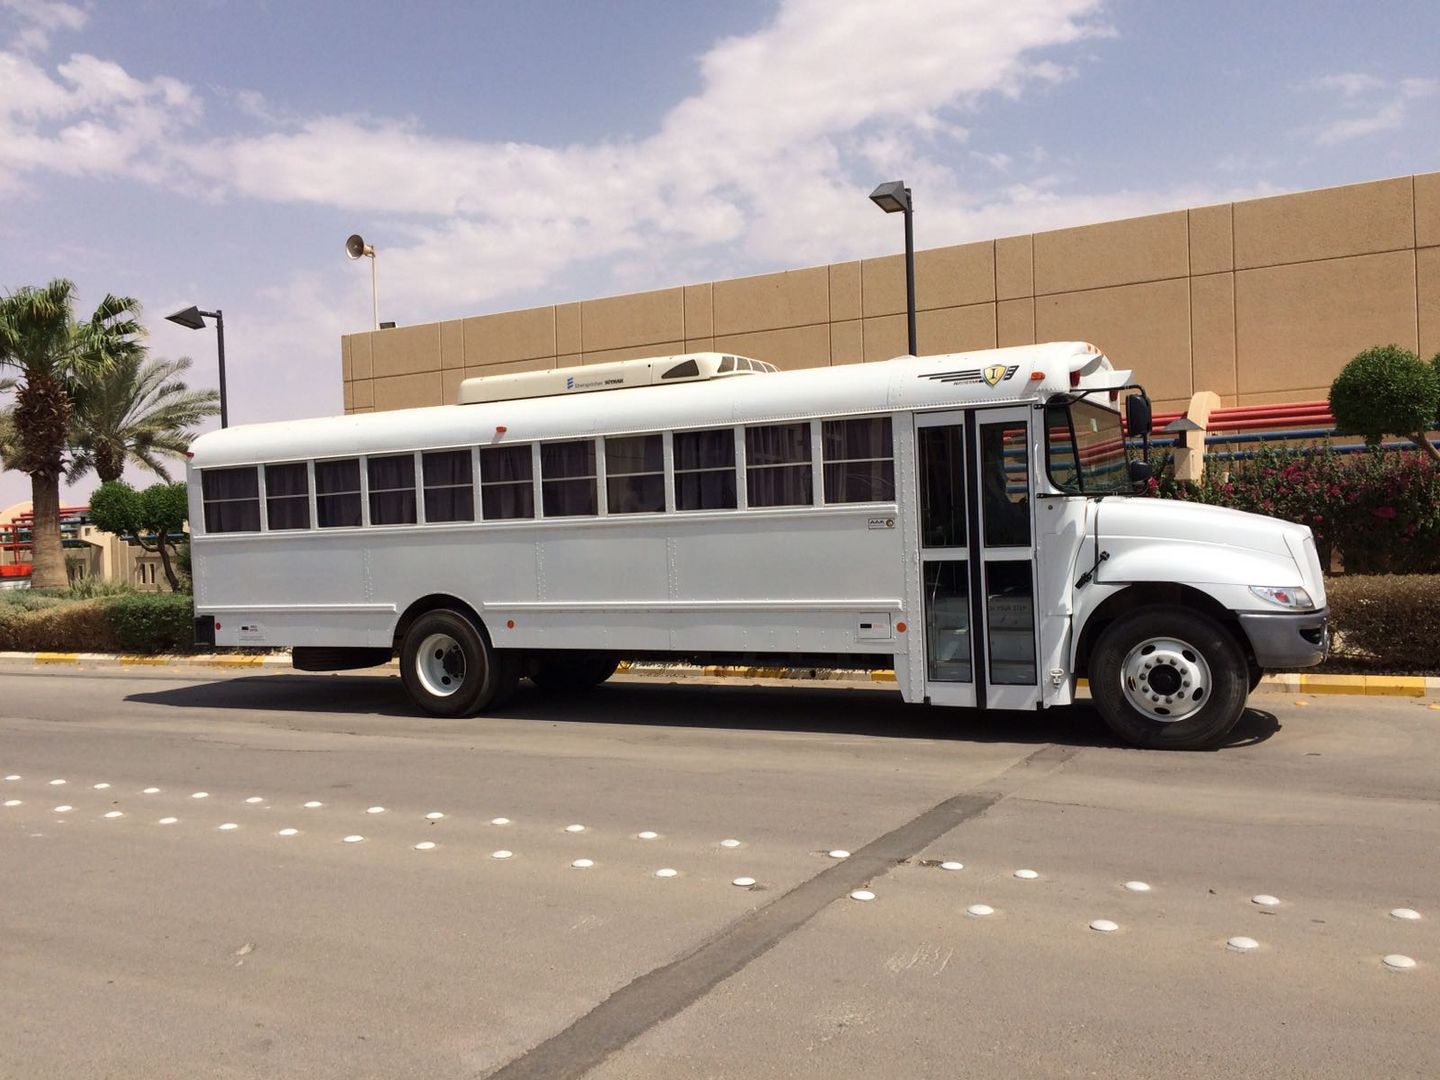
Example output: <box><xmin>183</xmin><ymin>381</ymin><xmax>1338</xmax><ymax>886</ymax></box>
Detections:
<box><xmin>529</xmin><ymin>652</ymin><xmax>620</xmax><ymax>694</ymax></box>
<box><xmin>1089</xmin><ymin>606</ymin><xmax>1249</xmax><ymax>750</ymax></box>
<box><xmin>400</xmin><ymin>610</ymin><xmax>516</xmax><ymax>717</ymax></box>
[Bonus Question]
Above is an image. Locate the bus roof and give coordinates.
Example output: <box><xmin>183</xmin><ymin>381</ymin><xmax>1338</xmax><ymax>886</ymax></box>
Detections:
<box><xmin>189</xmin><ymin>342</ymin><xmax>1131</xmax><ymax>468</ymax></box>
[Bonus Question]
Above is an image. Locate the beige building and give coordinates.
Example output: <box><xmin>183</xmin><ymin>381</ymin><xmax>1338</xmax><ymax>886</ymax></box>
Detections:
<box><xmin>343</xmin><ymin>172</ymin><xmax>1440</xmax><ymax>416</ymax></box>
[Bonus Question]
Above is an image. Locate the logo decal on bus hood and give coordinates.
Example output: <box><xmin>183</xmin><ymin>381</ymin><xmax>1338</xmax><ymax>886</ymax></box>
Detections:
<box><xmin>920</xmin><ymin>365</ymin><xmax>1019</xmax><ymax>387</ymax></box>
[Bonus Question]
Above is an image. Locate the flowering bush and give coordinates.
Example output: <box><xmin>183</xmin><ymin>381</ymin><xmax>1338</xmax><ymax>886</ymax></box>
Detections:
<box><xmin>1151</xmin><ymin>444</ymin><xmax>1440</xmax><ymax>574</ymax></box>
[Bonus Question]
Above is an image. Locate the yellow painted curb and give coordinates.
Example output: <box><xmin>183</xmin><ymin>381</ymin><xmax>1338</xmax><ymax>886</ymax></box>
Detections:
<box><xmin>206</xmin><ymin>655</ymin><xmax>267</xmax><ymax>667</ymax></box>
<box><xmin>1297</xmin><ymin>674</ymin><xmax>1373</xmax><ymax>695</ymax></box>
<box><xmin>1361</xmin><ymin>675</ymin><xmax>1427</xmax><ymax>697</ymax></box>
<box><xmin>34</xmin><ymin>652</ymin><xmax>79</xmax><ymax>664</ymax></box>
<box><xmin>870</xmin><ymin>670</ymin><xmax>898</xmax><ymax>683</ymax></box>
<box><xmin>118</xmin><ymin>655</ymin><xmax>170</xmax><ymax>666</ymax></box>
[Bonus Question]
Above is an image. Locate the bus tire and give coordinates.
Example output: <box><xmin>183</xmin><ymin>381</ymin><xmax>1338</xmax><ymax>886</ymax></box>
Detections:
<box><xmin>1089</xmin><ymin>606</ymin><xmax>1249</xmax><ymax>750</ymax></box>
<box><xmin>529</xmin><ymin>652</ymin><xmax>619</xmax><ymax>694</ymax></box>
<box><xmin>400</xmin><ymin>609</ymin><xmax>510</xmax><ymax>718</ymax></box>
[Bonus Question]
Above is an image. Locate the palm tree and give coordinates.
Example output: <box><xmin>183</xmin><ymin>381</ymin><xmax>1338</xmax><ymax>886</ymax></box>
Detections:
<box><xmin>0</xmin><ymin>279</ymin><xmax>142</xmax><ymax>588</ymax></box>
<box><xmin>67</xmin><ymin>353</ymin><xmax>220</xmax><ymax>484</ymax></box>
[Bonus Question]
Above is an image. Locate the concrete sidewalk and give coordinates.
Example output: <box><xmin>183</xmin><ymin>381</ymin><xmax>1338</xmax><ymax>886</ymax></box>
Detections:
<box><xmin>1</xmin><ymin>650</ymin><xmax>1436</xmax><ymax>698</ymax></box>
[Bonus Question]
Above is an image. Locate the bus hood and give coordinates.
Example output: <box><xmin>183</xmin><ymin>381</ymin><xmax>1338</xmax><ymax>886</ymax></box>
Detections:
<box><xmin>1094</xmin><ymin>497</ymin><xmax>1325</xmax><ymax>604</ymax></box>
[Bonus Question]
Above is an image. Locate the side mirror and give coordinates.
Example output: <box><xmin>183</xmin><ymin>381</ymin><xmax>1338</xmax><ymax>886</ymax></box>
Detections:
<box><xmin>1125</xmin><ymin>391</ymin><xmax>1152</xmax><ymax>439</ymax></box>
<box><xmin>1128</xmin><ymin>460</ymin><xmax>1153</xmax><ymax>484</ymax></box>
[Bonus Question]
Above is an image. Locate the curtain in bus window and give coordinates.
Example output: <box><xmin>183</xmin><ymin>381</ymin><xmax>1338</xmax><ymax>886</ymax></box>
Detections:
<box><xmin>674</xmin><ymin>429</ymin><xmax>737</xmax><ymax>511</ymax></box>
<box><xmin>822</xmin><ymin>417</ymin><xmax>894</xmax><ymax>503</ymax></box>
<box><xmin>480</xmin><ymin>445</ymin><xmax>533</xmax><ymax>520</ymax></box>
<box><xmin>746</xmin><ymin>423</ymin><xmax>812</xmax><ymax>507</ymax></box>
<box><xmin>265</xmin><ymin>462</ymin><xmax>310</xmax><ymax>530</ymax></box>
<box><xmin>541</xmin><ymin>440</ymin><xmax>597</xmax><ymax>517</ymax></box>
<box><xmin>315</xmin><ymin>459</ymin><xmax>362</xmax><ymax>528</ymax></box>
<box><xmin>979</xmin><ymin>423</ymin><xmax>1030</xmax><ymax>548</ymax></box>
<box><xmin>605</xmin><ymin>434</ymin><xmax>664</xmax><ymax>514</ymax></box>
<box><xmin>201</xmin><ymin>467</ymin><xmax>260</xmax><ymax>533</ymax></box>
<box><xmin>367</xmin><ymin>454</ymin><xmax>416</xmax><ymax>526</ymax></box>
<box><xmin>422</xmin><ymin>450</ymin><xmax>473</xmax><ymax>523</ymax></box>
<box><xmin>918</xmin><ymin>426</ymin><xmax>965</xmax><ymax>548</ymax></box>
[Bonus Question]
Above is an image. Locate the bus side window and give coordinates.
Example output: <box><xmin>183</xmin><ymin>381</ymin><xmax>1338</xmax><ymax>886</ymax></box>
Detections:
<box><xmin>979</xmin><ymin>423</ymin><xmax>1030</xmax><ymax>547</ymax></box>
<box><xmin>605</xmin><ymin>434</ymin><xmax>664</xmax><ymax>514</ymax></box>
<box><xmin>422</xmin><ymin>449</ymin><xmax>474</xmax><ymax>522</ymax></box>
<box><xmin>674</xmin><ymin>429</ymin><xmax>736</xmax><ymax>510</ymax></box>
<box><xmin>265</xmin><ymin>462</ymin><xmax>310</xmax><ymax>530</ymax></box>
<box><xmin>540</xmin><ymin>440</ymin><xmax>598</xmax><ymax>517</ymax></box>
<box><xmin>745</xmin><ymin>422</ymin><xmax>812</xmax><ymax>508</ymax></box>
<box><xmin>822</xmin><ymin>417</ymin><xmax>894</xmax><ymax>503</ymax></box>
<box><xmin>201</xmin><ymin>466</ymin><xmax>260</xmax><ymax>533</ymax></box>
<box><xmin>479</xmin><ymin>445</ymin><xmax>534</xmax><ymax>519</ymax></box>
<box><xmin>315</xmin><ymin>459</ymin><xmax>362</xmax><ymax>528</ymax></box>
<box><xmin>367</xmin><ymin>454</ymin><xmax>417</xmax><ymax>526</ymax></box>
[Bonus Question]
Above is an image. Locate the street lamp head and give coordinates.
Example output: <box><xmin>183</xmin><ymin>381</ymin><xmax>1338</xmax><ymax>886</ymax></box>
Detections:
<box><xmin>165</xmin><ymin>305</ymin><xmax>209</xmax><ymax>331</ymax></box>
<box><xmin>345</xmin><ymin>233</ymin><xmax>376</xmax><ymax>260</ymax></box>
<box><xmin>869</xmin><ymin>180</ymin><xmax>911</xmax><ymax>215</ymax></box>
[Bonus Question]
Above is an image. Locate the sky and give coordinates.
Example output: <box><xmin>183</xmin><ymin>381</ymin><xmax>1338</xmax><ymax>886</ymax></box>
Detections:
<box><xmin>1</xmin><ymin>0</ymin><xmax>1438</xmax><ymax>509</ymax></box>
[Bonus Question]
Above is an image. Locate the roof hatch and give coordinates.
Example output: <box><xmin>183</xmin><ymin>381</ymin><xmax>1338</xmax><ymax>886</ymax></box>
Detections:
<box><xmin>457</xmin><ymin>352</ymin><xmax>775</xmax><ymax>405</ymax></box>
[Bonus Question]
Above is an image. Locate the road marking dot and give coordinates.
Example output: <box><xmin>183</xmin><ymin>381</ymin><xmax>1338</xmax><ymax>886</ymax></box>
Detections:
<box><xmin>49</xmin><ymin>779</ymin><xmax>66</xmax><ymax>786</ymax></box>
<box><xmin>103</xmin><ymin>811</ymin><xmax>124</xmax><ymax>819</ymax></box>
<box><xmin>1090</xmin><ymin>919</ymin><xmax>1120</xmax><ymax>933</ymax></box>
<box><xmin>828</xmin><ymin>849</ymin><xmax>850</xmax><ymax>859</ymax></box>
<box><xmin>1383</xmin><ymin>954</ymin><xmax>1417</xmax><ymax>971</ymax></box>
<box><xmin>637</xmin><ymin>831</ymin><xmax>658</xmax><ymax>840</ymax></box>
<box><xmin>366</xmin><ymin>806</ymin><xmax>386</xmax><ymax>814</ymax></box>
<box><xmin>940</xmin><ymin>860</ymin><xmax>964</xmax><ymax>871</ymax></box>
<box><xmin>733</xmin><ymin>877</ymin><xmax>757</xmax><ymax>887</ymax></box>
<box><xmin>343</xmin><ymin>835</ymin><xmax>364</xmax><ymax>844</ymax></box>
<box><xmin>4</xmin><ymin>775</ymin><xmax>19</xmax><ymax>781</ymax></box>
<box><xmin>1124</xmin><ymin>881</ymin><xmax>1152</xmax><ymax>892</ymax></box>
<box><xmin>277</xmin><ymin>828</ymin><xmax>298</xmax><ymax>836</ymax></box>
<box><xmin>3</xmin><ymin>800</ymin><xmax>20</xmax><ymax>807</ymax></box>
<box><xmin>966</xmin><ymin>904</ymin><xmax>995</xmax><ymax>917</ymax></box>
<box><xmin>53</xmin><ymin>805</ymin><xmax>72</xmax><ymax>813</ymax></box>
<box><xmin>191</xmin><ymin>792</ymin><xmax>209</xmax><ymax>800</ymax></box>
<box><xmin>93</xmin><ymin>783</ymin><xmax>111</xmax><ymax>790</ymax></box>
<box><xmin>1014</xmin><ymin>869</ymin><xmax>1039</xmax><ymax>880</ymax></box>
<box><xmin>490</xmin><ymin>817</ymin><xmax>511</xmax><ymax>826</ymax></box>
<box><xmin>720</xmin><ymin>838</ymin><xmax>741</xmax><ymax>848</ymax></box>
<box><xmin>491</xmin><ymin>849</ymin><xmax>513</xmax><ymax>859</ymax></box>
<box><xmin>565</xmin><ymin>824</ymin><xmax>585</xmax><ymax>833</ymax></box>
<box><xmin>245</xmin><ymin>797</ymin><xmax>264</xmax><ymax>804</ymax></box>
<box><xmin>1251</xmin><ymin>894</ymin><xmax>1280</xmax><ymax>907</ymax></box>
<box><xmin>654</xmin><ymin>867</ymin><xmax>678</xmax><ymax>878</ymax></box>
<box><xmin>849</xmin><ymin>889</ymin><xmax>875</xmax><ymax>902</ymax></box>
<box><xmin>414</xmin><ymin>841</ymin><xmax>436</xmax><ymax>851</ymax></box>
<box><xmin>571</xmin><ymin>858</ymin><xmax>594</xmax><ymax>869</ymax></box>
<box><xmin>218</xmin><ymin>823</ymin><xmax>239</xmax><ymax>831</ymax></box>
<box><xmin>426</xmin><ymin>812</ymin><xmax>444</xmax><ymax>820</ymax></box>
<box><xmin>1390</xmin><ymin>908</ymin><xmax>1422</xmax><ymax>921</ymax></box>
<box><xmin>1227</xmin><ymin>936</ymin><xmax>1259</xmax><ymax>951</ymax></box>
<box><xmin>143</xmin><ymin>787</ymin><xmax>160</xmax><ymax>794</ymax></box>
<box><xmin>158</xmin><ymin>817</ymin><xmax>178</xmax><ymax>825</ymax></box>
<box><xmin>304</xmin><ymin>801</ymin><xmax>323</xmax><ymax>808</ymax></box>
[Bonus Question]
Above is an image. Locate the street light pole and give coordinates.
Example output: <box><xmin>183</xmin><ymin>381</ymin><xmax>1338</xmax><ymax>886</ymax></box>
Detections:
<box><xmin>165</xmin><ymin>305</ymin><xmax>229</xmax><ymax>428</ymax></box>
<box><xmin>869</xmin><ymin>180</ymin><xmax>917</xmax><ymax>357</ymax></box>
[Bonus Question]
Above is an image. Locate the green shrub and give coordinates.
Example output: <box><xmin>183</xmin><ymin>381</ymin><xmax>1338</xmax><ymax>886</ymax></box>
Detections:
<box><xmin>0</xmin><ymin>600</ymin><xmax>118</xmax><ymax>652</ymax></box>
<box><xmin>1325</xmin><ymin>575</ymin><xmax>1440</xmax><ymax>674</ymax></box>
<box><xmin>102</xmin><ymin>593</ymin><xmax>194</xmax><ymax>653</ymax></box>
<box><xmin>1328</xmin><ymin>344</ymin><xmax>1440</xmax><ymax>451</ymax></box>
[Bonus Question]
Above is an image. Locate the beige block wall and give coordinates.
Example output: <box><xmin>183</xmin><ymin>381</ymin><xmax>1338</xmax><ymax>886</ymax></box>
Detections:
<box><xmin>345</xmin><ymin>171</ymin><xmax>1440</xmax><ymax>416</ymax></box>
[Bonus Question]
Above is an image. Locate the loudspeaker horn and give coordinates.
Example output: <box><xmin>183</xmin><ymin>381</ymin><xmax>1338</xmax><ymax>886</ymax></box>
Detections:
<box><xmin>345</xmin><ymin>233</ymin><xmax>375</xmax><ymax>260</ymax></box>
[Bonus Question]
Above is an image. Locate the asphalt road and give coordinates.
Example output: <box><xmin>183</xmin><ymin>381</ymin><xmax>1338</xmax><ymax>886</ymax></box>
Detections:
<box><xmin>1</xmin><ymin>668</ymin><xmax>1435</xmax><ymax>1080</ymax></box>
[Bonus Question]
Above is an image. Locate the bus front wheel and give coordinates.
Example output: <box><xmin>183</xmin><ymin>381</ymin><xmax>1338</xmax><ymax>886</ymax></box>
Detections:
<box><xmin>1089</xmin><ymin>606</ymin><xmax>1249</xmax><ymax>750</ymax></box>
<box><xmin>400</xmin><ymin>610</ymin><xmax>516</xmax><ymax>717</ymax></box>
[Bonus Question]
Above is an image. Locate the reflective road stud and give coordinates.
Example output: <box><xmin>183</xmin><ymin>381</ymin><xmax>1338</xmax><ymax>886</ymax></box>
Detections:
<box><xmin>1383</xmin><ymin>954</ymin><xmax>1417</xmax><ymax>971</ymax></box>
<box><xmin>1090</xmin><ymin>919</ymin><xmax>1120</xmax><ymax>933</ymax></box>
<box><xmin>1227</xmin><ymin>937</ymin><xmax>1259</xmax><ymax>951</ymax></box>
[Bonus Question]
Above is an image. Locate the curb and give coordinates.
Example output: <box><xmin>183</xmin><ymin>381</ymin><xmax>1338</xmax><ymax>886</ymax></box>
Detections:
<box><xmin>1</xmin><ymin>652</ymin><xmax>1436</xmax><ymax>699</ymax></box>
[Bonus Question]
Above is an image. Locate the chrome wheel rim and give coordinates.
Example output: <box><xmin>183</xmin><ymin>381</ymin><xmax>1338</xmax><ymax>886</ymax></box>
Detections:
<box><xmin>1120</xmin><ymin>637</ymin><xmax>1211</xmax><ymax>722</ymax></box>
<box><xmin>416</xmin><ymin>633</ymin><xmax>466</xmax><ymax>698</ymax></box>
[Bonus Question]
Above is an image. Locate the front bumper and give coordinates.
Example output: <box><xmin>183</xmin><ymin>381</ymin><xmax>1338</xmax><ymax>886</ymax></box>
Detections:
<box><xmin>1238</xmin><ymin>607</ymin><xmax>1329</xmax><ymax>670</ymax></box>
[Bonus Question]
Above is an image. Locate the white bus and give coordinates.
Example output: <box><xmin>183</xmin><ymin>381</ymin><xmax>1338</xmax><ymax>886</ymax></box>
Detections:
<box><xmin>187</xmin><ymin>342</ymin><xmax>1328</xmax><ymax>749</ymax></box>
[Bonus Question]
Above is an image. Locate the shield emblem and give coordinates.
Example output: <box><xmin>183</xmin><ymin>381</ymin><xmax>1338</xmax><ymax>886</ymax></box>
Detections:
<box><xmin>982</xmin><ymin>364</ymin><xmax>1006</xmax><ymax>387</ymax></box>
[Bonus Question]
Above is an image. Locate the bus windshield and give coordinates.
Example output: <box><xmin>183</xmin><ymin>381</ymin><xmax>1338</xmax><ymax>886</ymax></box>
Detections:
<box><xmin>1045</xmin><ymin>398</ymin><xmax>1131</xmax><ymax>494</ymax></box>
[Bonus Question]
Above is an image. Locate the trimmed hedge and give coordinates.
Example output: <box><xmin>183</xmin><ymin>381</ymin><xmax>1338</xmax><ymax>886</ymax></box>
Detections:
<box><xmin>0</xmin><ymin>593</ymin><xmax>193</xmax><ymax>653</ymax></box>
<box><xmin>1324</xmin><ymin>575</ymin><xmax>1440</xmax><ymax>674</ymax></box>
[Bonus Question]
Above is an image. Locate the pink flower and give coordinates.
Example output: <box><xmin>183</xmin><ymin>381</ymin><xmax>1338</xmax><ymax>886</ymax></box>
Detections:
<box><xmin>1373</xmin><ymin>506</ymin><xmax>1398</xmax><ymax>519</ymax></box>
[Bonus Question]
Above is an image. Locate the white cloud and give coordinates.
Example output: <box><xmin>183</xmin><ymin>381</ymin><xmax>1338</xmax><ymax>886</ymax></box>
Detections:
<box><xmin>1307</xmin><ymin>72</ymin><xmax>1437</xmax><ymax>146</ymax></box>
<box><xmin>0</xmin><ymin>0</ymin><xmax>86</xmax><ymax>54</ymax></box>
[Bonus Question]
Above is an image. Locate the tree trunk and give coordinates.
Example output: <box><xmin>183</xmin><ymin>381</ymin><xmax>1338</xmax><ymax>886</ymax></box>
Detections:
<box><xmin>1412</xmin><ymin>434</ymin><xmax>1440</xmax><ymax>463</ymax></box>
<box><xmin>155</xmin><ymin>530</ymin><xmax>180</xmax><ymax>592</ymax></box>
<box><xmin>94</xmin><ymin>442</ymin><xmax>123</xmax><ymax>483</ymax></box>
<box><xmin>28</xmin><ymin>473</ymin><xmax>68</xmax><ymax>589</ymax></box>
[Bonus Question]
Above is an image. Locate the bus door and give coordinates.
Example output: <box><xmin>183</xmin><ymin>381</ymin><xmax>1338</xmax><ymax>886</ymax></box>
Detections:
<box><xmin>915</xmin><ymin>408</ymin><xmax>1041</xmax><ymax>711</ymax></box>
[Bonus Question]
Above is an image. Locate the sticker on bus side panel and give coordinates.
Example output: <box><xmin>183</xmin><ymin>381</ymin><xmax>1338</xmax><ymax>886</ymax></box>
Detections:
<box><xmin>238</xmin><ymin>623</ymin><xmax>265</xmax><ymax>643</ymax></box>
<box><xmin>867</xmin><ymin>517</ymin><xmax>896</xmax><ymax>530</ymax></box>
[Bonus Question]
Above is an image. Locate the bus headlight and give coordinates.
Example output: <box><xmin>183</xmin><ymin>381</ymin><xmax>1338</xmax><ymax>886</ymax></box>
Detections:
<box><xmin>1248</xmin><ymin>585</ymin><xmax>1314</xmax><ymax>610</ymax></box>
